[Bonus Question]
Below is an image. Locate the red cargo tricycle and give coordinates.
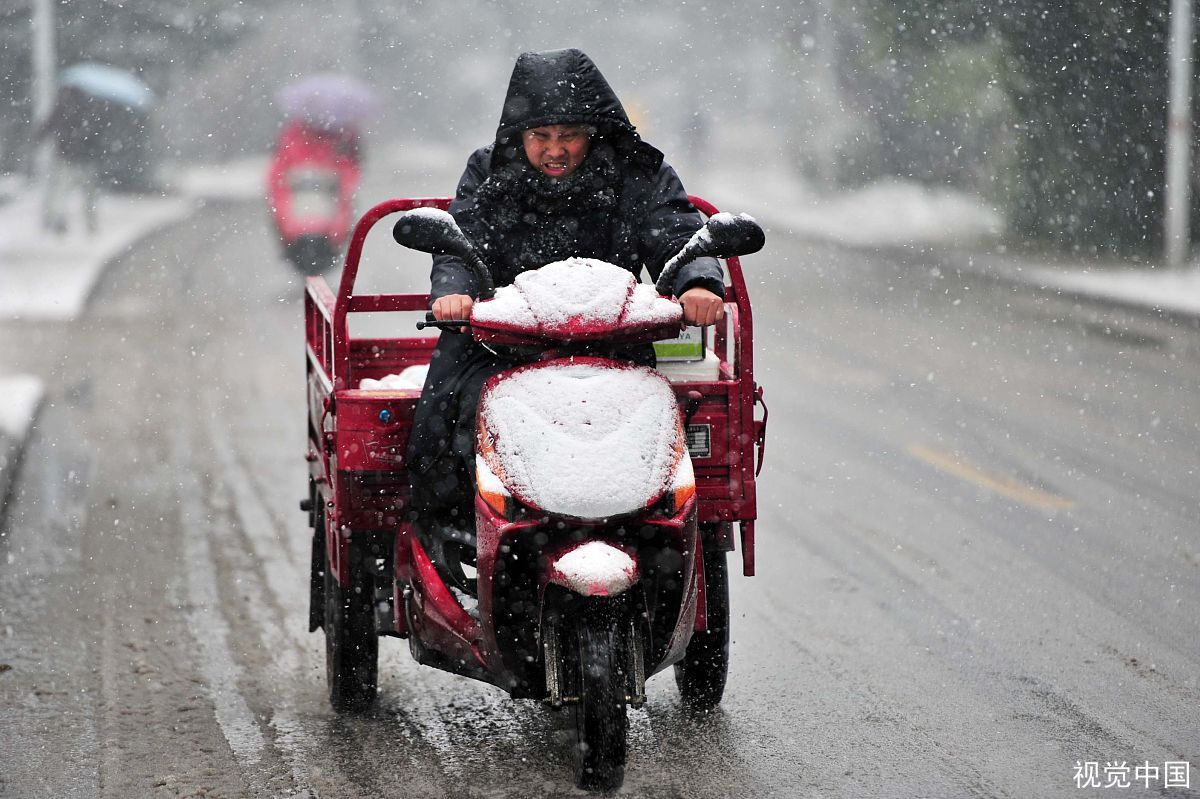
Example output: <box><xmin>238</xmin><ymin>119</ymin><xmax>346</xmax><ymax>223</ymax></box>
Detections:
<box><xmin>302</xmin><ymin>196</ymin><xmax>767</xmax><ymax>790</ymax></box>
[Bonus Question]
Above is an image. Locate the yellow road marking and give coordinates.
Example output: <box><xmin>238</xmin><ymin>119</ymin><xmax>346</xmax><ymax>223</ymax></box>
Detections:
<box><xmin>907</xmin><ymin>445</ymin><xmax>1076</xmax><ymax>511</ymax></box>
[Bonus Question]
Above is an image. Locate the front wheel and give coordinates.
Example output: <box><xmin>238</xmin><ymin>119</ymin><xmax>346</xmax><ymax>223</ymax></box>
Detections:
<box><xmin>287</xmin><ymin>234</ymin><xmax>338</xmax><ymax>276</ymax></box>
<box><xmin>324</xmin><ymin>539</ymin><xmax>378</xmax><ymax>712</ymax></box>
<box><xmin>571</xmin><ymin>613</ymin><xmax>628</xmax><ymax>791</ymax></box>
<box><xmin>674</xmin><ymin>547</ymin><xmax>730</xmax><ymax>710</ymax></box>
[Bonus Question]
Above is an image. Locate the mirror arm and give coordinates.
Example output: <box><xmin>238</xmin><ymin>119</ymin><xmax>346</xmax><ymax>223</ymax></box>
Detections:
<box><xmin>655</xmin><ymin>253</ymin><xmax>694</xmax><ymax>296</ymax></box>
<box><xmin>464</xmin><ymin>249</ymin><xmax>496</xmax><ymax>300</ymax></box>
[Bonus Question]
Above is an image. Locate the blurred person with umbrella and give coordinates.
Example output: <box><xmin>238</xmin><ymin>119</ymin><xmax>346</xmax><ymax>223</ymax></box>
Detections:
<box><xmin>267</xmin><ymin>74</ymin><xmax>379</xmax><ymax>273</ymax></box>
<box><xmin>276</xmin><ymin>73</ymin><xmax>378</xmax><ymax>159</ymax></box>
<box><xmin>37</xmin><ymin>63</ymin><xmax>155</xmax><ymax>234</ymax></box>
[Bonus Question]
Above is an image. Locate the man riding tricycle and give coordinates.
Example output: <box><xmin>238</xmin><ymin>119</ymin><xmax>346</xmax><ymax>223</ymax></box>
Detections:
<box><xmin>300</xmin><ymin>49</ymin><xmax>767</xmax><ymax>791</ymax></box>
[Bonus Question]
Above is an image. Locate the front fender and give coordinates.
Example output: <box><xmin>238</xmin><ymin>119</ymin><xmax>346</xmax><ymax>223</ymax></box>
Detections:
<box><xmin>546</xmin><ymin>541</ymin><xmax>640</xmax><ymax>597</ymax></box>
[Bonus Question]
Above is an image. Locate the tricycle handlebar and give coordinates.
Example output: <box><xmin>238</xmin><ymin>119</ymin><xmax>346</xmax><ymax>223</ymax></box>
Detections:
<box><xmin>416</xmin><ymin>311</ymin><xmax>470</xmax><ymax>331</ymax></box>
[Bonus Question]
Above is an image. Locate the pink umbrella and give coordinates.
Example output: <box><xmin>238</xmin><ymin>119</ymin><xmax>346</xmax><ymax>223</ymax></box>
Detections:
<box><xmin>277</xmin><ymin>74</ymin><xmax>380</xmax><ymax>130</ymax></box>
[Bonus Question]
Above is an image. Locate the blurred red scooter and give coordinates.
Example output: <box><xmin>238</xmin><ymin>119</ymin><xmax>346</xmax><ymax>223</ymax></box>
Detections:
<box><xmin>267</xmin><ymin>118</ymin><xmax>361</xmax><ymax>275</ymax></box>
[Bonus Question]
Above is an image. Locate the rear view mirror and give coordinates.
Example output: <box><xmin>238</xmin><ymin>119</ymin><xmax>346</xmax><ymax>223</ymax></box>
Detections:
<box><xmin>392</xmin><ymin>208</ymin><xmax>495</xmax><ymax>299</ymax></box>
<box><xmin>392</xmin><ymin>207</ymin><xmax>473</xmax><ymax>258</ymax></box>
<box><xmin>655</xmin><ymin>212</ymin><xmax>765</xmax><ymax>295</ymax></box>
<box><xmin>699</xmin><ymin>213</ymin><xmax>766</xmax><ymax>259</ymax></box>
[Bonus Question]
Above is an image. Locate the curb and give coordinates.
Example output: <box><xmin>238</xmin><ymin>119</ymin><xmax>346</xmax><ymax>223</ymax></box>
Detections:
<box><xmin>735</xmin><ymin>188</ymin><xmax>1200</xmax><ymax>324</ymax></box>
<box><xmin>0</xmin><ymin>375</ymin><xmax>45</xmax><ymax>524</ymax></box>
<box><xmin>0</xmin><ymin>163</ymin><xmax>261</xmax><ymax>520</ymax></box>
<box><xmin>940</xmin><ymin>254</ymin><xmax>1200</xmax><ymax>324</ymax></box>
<box><xmin>754</xmin><ymin>209</ymin><xmax>1200</xmax><ymax>325</ymax></box>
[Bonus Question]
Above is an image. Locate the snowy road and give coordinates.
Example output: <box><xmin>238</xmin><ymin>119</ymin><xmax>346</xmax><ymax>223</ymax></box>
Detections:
<box><xmin>1</xmin><ymin>159</ymin><xmax>1198</xmax><ymax>797</ymax></box>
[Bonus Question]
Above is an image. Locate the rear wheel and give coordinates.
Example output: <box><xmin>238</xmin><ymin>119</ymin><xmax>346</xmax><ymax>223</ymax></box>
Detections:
<box><xmin>324</xmin><ymin>538</ymin><xmax>378</xmax><ymax>712</ymax></box>
<box><xmin>674</xmin><ymin>547</ymin><xmax>730</xmax><ymax>710</ymax></box>
<box><xmin>571</xmin><ymin>613</ymin><xmax>628</xmax><ymax>791</ymax></box>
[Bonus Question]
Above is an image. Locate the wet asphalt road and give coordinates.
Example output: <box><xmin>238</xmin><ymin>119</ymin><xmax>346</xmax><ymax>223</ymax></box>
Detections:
<box><xmin>1</xmin><ymin>154</ymin><xmax>1198</xmax><ymax>798</ymax></box>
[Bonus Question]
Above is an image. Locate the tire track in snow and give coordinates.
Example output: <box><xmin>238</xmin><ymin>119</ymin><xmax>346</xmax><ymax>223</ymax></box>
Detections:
<box><xmin>203</xmin><ymin>411</ymin><xmax>322</xmax><ymax>795</ymax></box>
<box><xmin>168</xmin><ymin>420</ymin><xmax>277</xmax><ymax>794</ymax></box>
<box><xmin>204</xmin><ymin>412</ymin><xmax>481</xmax><ymax>787</ymax></box>
<box><xmin>208</xmin><ymin>414</ymin><xmax>468</xmax><ymax>794</ymax></box>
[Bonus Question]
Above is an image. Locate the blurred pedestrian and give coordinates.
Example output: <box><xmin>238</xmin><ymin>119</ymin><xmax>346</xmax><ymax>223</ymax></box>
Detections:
<box><xmin>37</xmin><ymin>86</ymin><xmax>106</xmax><ymax>235</ymax></box>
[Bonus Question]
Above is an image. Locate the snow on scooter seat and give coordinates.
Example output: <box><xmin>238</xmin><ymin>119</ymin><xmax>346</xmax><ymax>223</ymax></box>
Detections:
<box><xmin>478</xmin><ymin>360</ymin><xmax>683</xmax><ymax>519</ymax></box>
<box><xmin>471</xmin><ymin>257</ymin><xmax>681</xmax><ymax>336</ymax></box>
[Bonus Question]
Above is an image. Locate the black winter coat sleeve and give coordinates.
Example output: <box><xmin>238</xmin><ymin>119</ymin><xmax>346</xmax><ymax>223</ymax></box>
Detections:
<box><xmin>428</xmin><ymin>149</ymin><xmax>491</xmax><ymax>304</ymax></box>
<box><xmin>638</xmin><ymin>163</ymin><xmax>726</xmax><ymax>299</ymax></box>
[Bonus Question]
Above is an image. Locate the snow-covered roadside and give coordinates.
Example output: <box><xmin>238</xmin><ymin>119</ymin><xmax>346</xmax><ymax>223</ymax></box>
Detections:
<box><xmin>706</xmin><ymin>166</ymin><xmax>1004</xmax><ymax>251</ymax></box>
<box><xmin>0</xmin><ymin>191</ymin><xmax>193</xmax><ymax>319</ymax></box>
<box><xmin>166</xmin><ymin>156</ymin><xmax>269</xmax><ymax>201</ymax></box>
<box><xmin>0</xmin><ymin>160</ymin><xmax>266</xmax><ymax>513</ymax></box>
<box><xmin>698</xmin><ymin>137</ymin><xmax>1200</xmax><ymax>320</ymax></box>
<box><xmin>1024</xmin><ymin>261</ymin><xmax>1200</xmax><ymax>317</ymax></box>
<box><xmin>0</xmin><ymin>158</ymin><xmax>269</xmax><ymax>320</ymax></box>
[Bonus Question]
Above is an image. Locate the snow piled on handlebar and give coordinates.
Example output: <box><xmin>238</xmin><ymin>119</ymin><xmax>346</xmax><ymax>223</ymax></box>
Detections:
<box><xmin>471</xmin><ymin>257</ymin><xmax>680</xmax><ymax>333</ymax></box>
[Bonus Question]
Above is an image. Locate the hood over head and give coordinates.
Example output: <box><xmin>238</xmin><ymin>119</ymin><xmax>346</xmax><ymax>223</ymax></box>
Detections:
<box><xmin>492</xmin><ymin>48</ymin><xmax>662</xmax><ymax>170</ymax></box>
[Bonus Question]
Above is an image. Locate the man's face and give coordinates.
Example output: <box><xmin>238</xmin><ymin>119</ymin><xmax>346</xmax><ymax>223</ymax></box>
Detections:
<box><xmin>522</xmin><ymin>124</ymin><xmax>592</xmax><ymax>179</ymax></box>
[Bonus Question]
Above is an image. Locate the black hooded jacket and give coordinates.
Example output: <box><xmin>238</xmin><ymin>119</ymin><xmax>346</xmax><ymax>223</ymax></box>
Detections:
<box><xmin>409</xmin><ymin>49</ymin><xmax>722</xmax><ymax>521</ymax></box>
<box><xmin>430</xmin><ymin>48</ymin><xmax>724</xmax><ymax>300</ymax></box>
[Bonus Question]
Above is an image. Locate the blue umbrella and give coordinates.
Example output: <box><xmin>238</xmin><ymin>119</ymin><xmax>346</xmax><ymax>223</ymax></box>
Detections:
<box><xmin>60</xmin><ymin>63</ymin><xmax>154</xmax><ymax>112</ymax></box>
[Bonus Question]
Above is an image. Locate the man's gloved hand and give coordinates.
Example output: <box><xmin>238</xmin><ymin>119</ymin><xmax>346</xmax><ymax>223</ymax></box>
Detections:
<box><xmin>679</xmin><ymin>287</ymin><xmax>725</xmax><ymax>327</ymax></box>
<box><xmin>432</xmin><ymin>294</ymin><xmax>474</xmax><ymax>332</ymax></box>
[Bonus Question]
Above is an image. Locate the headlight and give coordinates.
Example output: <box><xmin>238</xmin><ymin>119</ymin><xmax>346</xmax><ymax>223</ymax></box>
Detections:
<box><xmin>476</xmin><ymin>454</ymin><xmax>519</xmax><ymax>520</ymax></box>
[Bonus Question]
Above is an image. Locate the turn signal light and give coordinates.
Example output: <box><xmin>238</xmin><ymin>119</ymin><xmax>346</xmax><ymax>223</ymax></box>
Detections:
<box><xmin>476</xmin><ymin>455</ymin><xmax>519</xmax><ymax>520</ymax></box>
<box><xmin>658</xmin><ymin>452</ymin><xmax>696</xmax><ymax>517</ymax></box>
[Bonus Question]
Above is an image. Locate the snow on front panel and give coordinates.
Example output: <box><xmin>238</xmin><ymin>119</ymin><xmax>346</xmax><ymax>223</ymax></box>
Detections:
<box><xmin>479</xmin><ymin>361</ymin><xmax>681</xmax><ymax>519</ymax></box>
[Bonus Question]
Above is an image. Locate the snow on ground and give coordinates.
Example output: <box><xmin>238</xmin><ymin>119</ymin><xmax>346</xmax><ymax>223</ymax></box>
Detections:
<box><xmin>1025</xmin><ymin>262</ymin><xmax>1200</xmax><ymax>316</ymax></box>
<box><xmin>0</xmin><ymin>189</ymin><xmax>192</xmax><ymax>319</ymax></box>
<box><xmin>697</xmin><ymin>121</ymin><xmax>1004</xmax><ymax>250</ymax></box>
<box><xmin>0</xmin><ymin>374</ymin><xmax>43</xmax><ymax>507</ymax></box>
<box><xmin>168</xmin><ymin>156</ymin><xmax>270</xmax><ymax>201</ymax></box>
<box><xmin>0</xmin><ymin>158</ymin><xmax>274</xmax><ymax>321</ymax></box>
<box><xmin>0</xmin><ymin>375</ymin><xmax>43</xmax><ymax>440</ymax></box>
<box><xmin>780</xmin><ymin>179</ymin><xmax>1004</xmax><ymax>249</ymax></box>
<box><xmin>699</xmin><ymin>121</ymin><xmax>1200</xmax><ymax>318</ymax></box>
